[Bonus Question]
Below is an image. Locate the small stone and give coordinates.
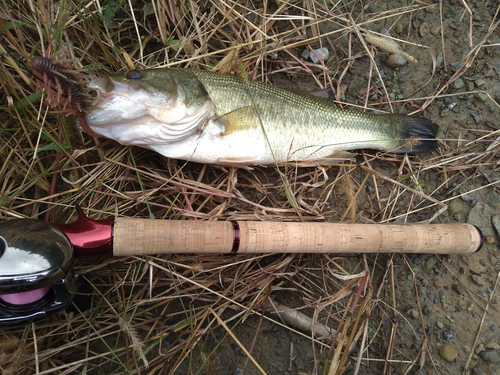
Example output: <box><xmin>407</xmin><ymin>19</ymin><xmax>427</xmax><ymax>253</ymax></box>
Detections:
<box><xmin>301</xmin><ymin>49</ymin><xmax>310</xmax><ymax>59</ymax></box>
<box><xmin>386</xmin><ymin>54</ymin><xmax>407</xmax><ymax>67</ymax></box>
<box><xmin>449</xmin><ymin>61</ymin><xmax>464</xmax><ymax>70</ymax></box>
<box><xmin>476</xmin><ymin>343</ymin><xmax>486</xmax><ymax>354</ymax></box>
<box><xmin>453</xmin><ymin>30</ymin><xmax>461</xmax><ymax>38</ymax></box>
<box><xmin>490</xmin><ymin>325</ymin><xmax>497</xmax><ymax>331</ymax></box>
<box><xmin>473</xmin><ymin>14</ymin><xmax>482</xmax><ymax>22</ymax></box>
<box><xmin>395</xmin><ymin>23</ymin><xmax>403</xmax><ymax>34</ymax></box>
<box><xmin>472</xmin><ymin>366</ymin><xmax>487</xmax><ymax>375</ymax></box>
<box><xmin>471</xmin><ymin>274</ymin><xmax>484</xmax><ymax>285</ymax></box>
<box><xmin>479</xmin><ymin>258</ymin><xmax>487</xmax><ymax>267</ymax></box>
<box><xmin>452</xmin><ymin>78</ymin><xmax>465</xmax><ymax>89</ymax></box>
<box><xmin>423</xmin><ymin>305</ymin><xmax>433</xmax><ymax>315</ymax></box>
<box><xmin>486</xmin><ymin>46</ymin><xmax>500</xmax><ymax>57</ymax></box>
<box><xmin>309</xmin><ymin>47</ymin><xmax>329</xmax><ymax>63</ymax></box>
<box><xmin>475</xmin><ymin>78</ymin><xmax>486</xmax><ymax>87</ymax></box>
<box><xmin>430</xmin><ymin>25</ymin><xmax>441</xmax><ymax>35</ymax></box>
<box><xmin>485</xmin><ymin>341</ymin><xmax>500</xmax><ymax>350</ymax></box>
<box><xmin>461</xmin><ymin>194</ymin><xmax>474</xmax><ymax>202</ymax></box>
<box><xmin>419</xmin><ymin>22</ymin><xmax>430</xmax><ymax>37</ymax></box>
<box><xmin>448</xmin><ymin>199</ymin><xmax>464</xmax><ymax>220</ymax></box>
<box><xmin>486</xmin><ymin>69</ymin><xmax>496</xmax><ymax>77</ymax></box>
<box><xmin>440</xmin><ymin>108</ymin><xmax>451</xmax><ymax>117</ymax></box>
<box><xmin>479</xmin><ymin>349</ymin><xmax>500</xmax><ymax>363</ymax></box>
<box><xmin>440</xmin><ymin>345</ymin><xmax>459</xmax><ymax>362</ymax></box>
<box><xmin>475</xmin><ymin>92</ymin><xmax>488</xmax><ymax>102</ymax></box>
<box><xmin>437</xmin><ymin>321</ymin><xmax>445</xmax><ymax>329</ymax></box>
<box><xmin>443</xmin><ymin>330</ymin><xmax>454</xmax><ymax>340</ymax></box>
<box><xmin>485</xmin><ymin>236</ymin><xmax>496</xmax><ymax>244</ymax></box>
<box><xmin>466</xmin><ymin>301</ymin><xmax>474</xmax><ymax>311</ymax></box>
<box><xmin>410</xmin><ymin>308</ymin><xmax>419</xmax><ymax>319</ymax></box>
<box><xmin>425</xmin><ymin>256</ymin><xmax>437</xmax><ymax>271</ymax></box>
<box><xmin>471</xmin><ymin>111</ymin><xmax>483</xmax><ymax>124</ymax></box>
<box><xmin>399</xmin><ymin>65</ymin><xmax>410</xmax><ymax>75</ymax></box>
<box><xmin>436</xmin><ymin>51</ymin><xmax>444</xmax><ymax>67</ymax></box>
<box><xmin>465</xmin><ymin>80</ymin><xmax>475</xmax><ymax>91</ymax></box>
<box><xmin>449</xmin><ymin>22</ymin><xmax>458</xmax><ymax>29</ymax></box>
<box><xmin>492</xmin><ymin>215</ymin><xmax>500</xmax><ymax>239</ymax></box>
<box><xmin>486</xmin><ymin>190</ymin><xmax>500</xmax><ymax>208</ymax></box>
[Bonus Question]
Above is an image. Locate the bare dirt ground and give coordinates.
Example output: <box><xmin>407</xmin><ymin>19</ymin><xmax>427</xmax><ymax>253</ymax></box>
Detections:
<box><xmin>0</xmin><ymin>0</ymin><xmax>499</xmax><ymax>375</ymax></box>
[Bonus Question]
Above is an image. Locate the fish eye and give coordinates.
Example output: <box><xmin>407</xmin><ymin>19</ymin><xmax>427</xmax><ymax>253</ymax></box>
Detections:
<box><xmin>126</xmin><ymin>70</ymin><xmax>143</xmax><ymax>80</ymax></box>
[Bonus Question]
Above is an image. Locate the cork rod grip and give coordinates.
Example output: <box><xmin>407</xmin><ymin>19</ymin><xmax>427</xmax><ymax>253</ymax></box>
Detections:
<box><xmin>112</xmin><ymin>218</ymin><xmax>482</xmax><ymax>256</ymax></box>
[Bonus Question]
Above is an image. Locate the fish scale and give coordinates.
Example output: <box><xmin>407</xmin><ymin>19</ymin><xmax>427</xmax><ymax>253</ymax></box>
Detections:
<box><xmin>82</xmin><ymin>68</ymin><xmax>439</xmax><ymax>165</ymax></box>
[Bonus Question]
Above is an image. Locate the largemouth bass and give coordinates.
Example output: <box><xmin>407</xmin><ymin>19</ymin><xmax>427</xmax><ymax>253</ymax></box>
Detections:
<box><xmin>82</xmin><ymin>68</ymin><xmax>439</xmax><ymax>165</ymax></box>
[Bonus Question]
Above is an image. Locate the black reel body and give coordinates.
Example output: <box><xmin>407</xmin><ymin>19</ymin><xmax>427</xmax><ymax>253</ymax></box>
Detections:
<box><xmin>0</xmin><ymin>219</ymin><xmax>77</xmax><ymax>325</ymax></box>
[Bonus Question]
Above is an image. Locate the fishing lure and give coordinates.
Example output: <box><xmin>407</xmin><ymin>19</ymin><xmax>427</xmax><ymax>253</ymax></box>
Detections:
<box><xmin>30</xmin><ymin>56</ymin><xmax>100</xmax><ymax>137</ymax></box>
<box><xmin>31</xmin><ymin>56</ymin><xmax>85</xmax><ymax>114</ymax></box>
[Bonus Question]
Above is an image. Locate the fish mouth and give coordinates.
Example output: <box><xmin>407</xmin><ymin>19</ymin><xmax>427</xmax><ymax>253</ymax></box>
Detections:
<box><xmin>82</xmin><ymin>75</ymin><xmax>214</xmax><ymax>144</ymax></box>
<box><xmin>85</xmin><ymin>77</ymin><xmax>132</xmax><ymax>107</ymax></box>
<box><xmin>83</xmin><ymin>78</ymin><xmax>146</xmax><ymax>126</ymax></box>
<box><xmin>87</xmin><ymin>76</ymin><xmax>114</xmax><ymax>94</ymax></box>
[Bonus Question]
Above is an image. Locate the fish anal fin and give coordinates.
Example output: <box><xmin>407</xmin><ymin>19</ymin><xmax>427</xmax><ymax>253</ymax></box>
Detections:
<box><xmin>215</xmin><ymin>156</ymin><xmax>258</xmax><ymax>169</ymax></box>
<box><xmin>217</xmin><ymin>156</ymin><xmax>259</xmax><ymax>163</ymax></box>
<box><xmin>295</xmin><ymin>150</ymin><xmax>357</xmax><ymax>165</ymax></box>
<box><xmin>327</xmin><ymin>150</ymin><xmax>357</xmax><ymax>160</ymax></box>
<box><xmin>214</xmin><ymin>106</ymin><xmax>260</xmax><ymax>136</ymax></box>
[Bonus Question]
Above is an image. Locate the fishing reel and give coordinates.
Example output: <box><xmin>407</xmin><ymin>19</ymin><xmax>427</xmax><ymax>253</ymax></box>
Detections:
<box><xmin>0</xmin><ymin>219</ymin><xmax>76</xmax><ymax>325</ymax></box>
<box><xmin>0</xmin><ymin>211</ymin><xmax>112</xmax><ymax>326</ymax></box>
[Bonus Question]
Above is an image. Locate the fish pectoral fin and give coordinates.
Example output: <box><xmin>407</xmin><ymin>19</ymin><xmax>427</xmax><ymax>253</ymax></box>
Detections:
<box><xmin>214</xmin><ymin>106</ymin><xmax>260</xmax><ymax>136</ymax></box>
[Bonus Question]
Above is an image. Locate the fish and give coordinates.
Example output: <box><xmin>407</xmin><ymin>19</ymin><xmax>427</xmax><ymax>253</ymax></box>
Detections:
<box><xmin>81</xmin><ymin>68</ymin><xmax>439</xmax><ymax>165</ymax></box>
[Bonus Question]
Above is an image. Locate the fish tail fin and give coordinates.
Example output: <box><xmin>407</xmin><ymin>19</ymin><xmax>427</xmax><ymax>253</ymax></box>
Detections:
<box><xmin>391</xmin><ymin>114</ymin><xmax>440</xmax><ymax>153</ymax></box>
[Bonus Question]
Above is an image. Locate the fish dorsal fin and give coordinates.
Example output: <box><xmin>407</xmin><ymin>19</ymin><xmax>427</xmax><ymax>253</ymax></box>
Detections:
<box><xmin>214</xmin><ymin>106</ymin><xmax>261</xmax><ymax>136</ymax></box>
<box><xmin>299</xmin><ymin>88</ymin><xmax>334</xmax><ymax>100</ymax></box>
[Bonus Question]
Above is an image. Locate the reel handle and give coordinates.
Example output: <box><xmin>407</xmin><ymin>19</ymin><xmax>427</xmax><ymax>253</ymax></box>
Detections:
<box><xmin>112</xmin><ymin>218</ymin><xmax>483</xmax><ymax>256</ymax></box>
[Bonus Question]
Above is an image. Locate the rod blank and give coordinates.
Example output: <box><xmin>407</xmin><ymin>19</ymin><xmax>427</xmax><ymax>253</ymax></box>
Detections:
<box><xmin>113</xmin><ymin>218</ymin><xmax>482</xmax><ymax>256</ymax></box>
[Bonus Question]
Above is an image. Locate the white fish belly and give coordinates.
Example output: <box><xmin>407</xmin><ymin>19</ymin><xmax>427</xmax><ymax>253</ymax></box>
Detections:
<box><xmin>147</xmin><ymin>121</ymin><xmax>386</xmax><ymax>164</ymax></box>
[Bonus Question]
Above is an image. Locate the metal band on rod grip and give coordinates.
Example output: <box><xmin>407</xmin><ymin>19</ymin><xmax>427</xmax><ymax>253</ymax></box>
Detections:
<box><xmin>112</xmin><ymin>218</ymin><xmax>483</xmax><ymax>256</ymax></box>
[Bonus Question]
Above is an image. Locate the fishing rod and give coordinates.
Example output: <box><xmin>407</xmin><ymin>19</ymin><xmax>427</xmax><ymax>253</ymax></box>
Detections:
<box><xmin>0</xmin><ymin>208</ymin><xmax>483</xmax><ymax>325</ymax></box>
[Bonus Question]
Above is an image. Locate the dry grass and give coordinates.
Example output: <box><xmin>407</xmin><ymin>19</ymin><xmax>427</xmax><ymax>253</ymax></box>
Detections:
<box><xmin>0</xmin><ymin>0</ymin><xmax>499</xmax><ymax>374</ymax></box>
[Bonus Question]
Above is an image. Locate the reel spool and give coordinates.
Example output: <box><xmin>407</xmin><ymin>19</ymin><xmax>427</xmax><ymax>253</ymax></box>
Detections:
<box><xmin>0</xmin><ymin>219</ymin><xmax>77</xmax><ymax>325</ymax></box>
